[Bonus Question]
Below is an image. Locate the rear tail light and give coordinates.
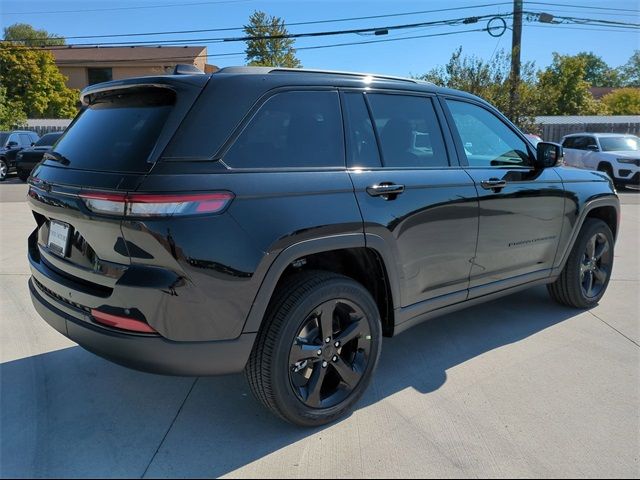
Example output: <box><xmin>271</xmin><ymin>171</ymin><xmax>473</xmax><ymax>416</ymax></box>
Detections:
<box><xmin>91</xmin><ymin>309</ymin><xmax>157</xmax><ymax>333</ymax></box>
<box><xmin>80</xmin><ymin>192</ymin><xmax>233</xmax><ymax>217</ymax></box>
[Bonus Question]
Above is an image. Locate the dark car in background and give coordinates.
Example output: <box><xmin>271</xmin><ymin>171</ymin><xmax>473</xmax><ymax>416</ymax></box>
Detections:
<box><xmin>15</xmin><ymin>132</ymin><xmax>64</xmax><ymax>181</ymax></box>
<box><xmin>27</xmin><ymin>67</ymin><xmax>619</xmax><ymax>426</ymax></box>
<box><xmin>0</xmin><ymin>130</ymin><xmax>40</xmax><ymax>181</ymax></box>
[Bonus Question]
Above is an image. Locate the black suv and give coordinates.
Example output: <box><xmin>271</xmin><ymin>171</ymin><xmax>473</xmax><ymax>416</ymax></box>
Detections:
<box><xmin>0</xmin><ymin>130</ymin><xmax>40</xmax><ymax>181</ymax></box>
<box><xmin>16</xmin><ymin>132</ymin><xmax>64</xmax><ymax>181</ymax></box>
<box><xmin>27</xmin><ymin>67</ymin><xmax>619</xmax><ymax>426</ymax></box>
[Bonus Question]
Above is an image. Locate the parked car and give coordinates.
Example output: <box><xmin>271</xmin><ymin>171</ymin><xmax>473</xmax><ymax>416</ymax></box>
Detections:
<box><xmin>27</xmin><ymin>67</ymin><xmax>619</xmax><ymax>426</ymax></box>
<box><xmin>15</xmin><ymin>132</ymin><xmax>64</xmax><ymax>182</ymax></box>
<box><xmin>561</xmin><ymin>133</ymin><xmax>640</xmax><ymax>189</ymax></box>
<box><xmin>0</xmin><ymin>130</ymin><xmax>40</xmax><ymax>181</ymax></box>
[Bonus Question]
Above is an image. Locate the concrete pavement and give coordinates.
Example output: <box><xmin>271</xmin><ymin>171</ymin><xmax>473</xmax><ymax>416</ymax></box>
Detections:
<box><xmin>1</xmin><ymin>186</ymin><xmax>638</xmax><ymax>478</ymax></box>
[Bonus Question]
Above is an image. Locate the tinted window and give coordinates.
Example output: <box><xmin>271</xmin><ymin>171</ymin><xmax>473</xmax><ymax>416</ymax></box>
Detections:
<box><xmin>19</xmin><ymin>134</ymin><xmax>32</xmax><ymax>147</ymax></box>
<box><xmin>562</xmin><ymin>137</ymin><xmax>577</xmax><ymax>148</ymax></box>
<box><xmin>342</xmin><ymin>93</ymin><xmax>381</xmax><ymax>168</ymax></box>
<box><xmin>367</xmin><ymin>94</ymin><xmax>448</xmax><ymax>168</ymax></box>
<box><xmin>87</xmin><ymin>67</ymin><xmax>113</xmax><ymax>85</ymax></box>
<box><xmin>447</xmin><ymin>100</ymin><xmax>531</xmax><ymax>167</ymax></box>
<box><xmin>0</xmin><ymin>133</ymin><xmax>8</xmax><ymax>146</ymax></box>
<box><xmin>52</xmin><ymin>89</ymin><xmax>175</xmax><ymax>173</ymax></box>
<box><xmin>36</xmin><ymin>133</ymin><xmax>62</xmax><ymax>147</ymax></box>
<box><xmin>224</xmin><ymin>91</ymin><xmax>344</xmax><ymax>169</ymax></box>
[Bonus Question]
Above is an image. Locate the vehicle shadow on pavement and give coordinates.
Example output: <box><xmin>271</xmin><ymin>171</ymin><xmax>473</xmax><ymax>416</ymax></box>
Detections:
<box><xmin>0</xmin><ymin>285</ymin><xmax>581</xmax><ymax>478</ymax></box>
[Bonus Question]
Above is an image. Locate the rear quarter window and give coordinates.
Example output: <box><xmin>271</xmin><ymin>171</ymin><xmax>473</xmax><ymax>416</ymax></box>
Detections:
<box><xmin>223</xmin><ymin>90</ymin><xmax>345</xmax><ymax>169</ymax></box>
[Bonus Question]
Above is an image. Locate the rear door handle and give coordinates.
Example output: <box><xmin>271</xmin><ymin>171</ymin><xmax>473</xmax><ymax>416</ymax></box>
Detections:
<box><xmin>366</xmin><ymin>183</ymin><xmax>405</xmax><ymax>200</ymax></box>
<box><xmin>480</xmin><ymin>178</ymin><xmax>507</xmax><ymax>191</ymax></box>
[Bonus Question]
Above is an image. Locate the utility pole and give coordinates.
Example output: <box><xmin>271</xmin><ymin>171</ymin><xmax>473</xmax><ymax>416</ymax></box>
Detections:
<box><xmin>509</xmin><ymin>0</ymin><xmax>523</xmax><ymax>122</ymax></box>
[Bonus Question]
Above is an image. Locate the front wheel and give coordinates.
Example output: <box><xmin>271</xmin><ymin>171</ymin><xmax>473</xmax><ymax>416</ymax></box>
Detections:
<box><xmin>246</xmin><ymin>271</ymin><xmax>382</xmax><ymax>426</ymax></box>
<box><xmin>548</xmin><ymin>218</ymin><xmax>614</xmax><ymax>308</ymax></box>
<box><xmin>0</xmin><ymin>159</ymin><xmax>7</xmax><ymax>181</ymax></box>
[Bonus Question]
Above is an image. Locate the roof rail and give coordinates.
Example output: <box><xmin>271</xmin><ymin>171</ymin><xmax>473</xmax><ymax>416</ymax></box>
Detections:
<box><xmin>215</xmin><ymin>66</ymin><xmax>423</xmax><ymax>84</ymax></box>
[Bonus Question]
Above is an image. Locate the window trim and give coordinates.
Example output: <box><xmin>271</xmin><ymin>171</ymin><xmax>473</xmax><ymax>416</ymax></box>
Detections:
<box><xmin>439</xmin><ymin>95</ymin><xmax>536</xmax><ymax>170</ymax></box>
<box><xmin>219</xmin><ymin>87</ymin><xmax>347</xmax><ymax>172</ymax></box>
<box><xmin>340</xmin><ymin>88</ymin><xmax>458</xmax><ymax>171</ymax></box>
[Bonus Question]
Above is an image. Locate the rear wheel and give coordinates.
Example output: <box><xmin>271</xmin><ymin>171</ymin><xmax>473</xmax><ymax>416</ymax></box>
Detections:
<box><xmin>547</xmin><ymin>218</ymin><xmax>614</xmax><ymax>308</ymax></box>
<box><xmin>0</xmin><ymin>159</ymin><xmax>7</xmax><ymax>181</ymax></box>
<box><xmin>246</xmin><ymin>270</ymin><xmax>382</xmax><ymax>426</ymax></box>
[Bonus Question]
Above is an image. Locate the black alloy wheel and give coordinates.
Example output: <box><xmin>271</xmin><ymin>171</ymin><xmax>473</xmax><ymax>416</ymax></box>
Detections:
<box><xmin>246</xmin><ymin>270</ymin><xmax>382</xmax><ymax>426</ymax></box>
<box><xmin>288</xmin><ymin>298</ymin><xmax>372</xmax><ymax>409</ymax></box>
<box><xmin>579</xmin><ymin>232</ymin><xmax>612</xmax><ymax>299</ymax></box>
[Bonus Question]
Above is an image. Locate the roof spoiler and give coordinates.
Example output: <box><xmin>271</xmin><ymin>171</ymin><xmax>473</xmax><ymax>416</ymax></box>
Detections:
<box><xmin>173</xmin><ymin>64</ymin><xmax>205</xmax><ymax>75</ymax></box>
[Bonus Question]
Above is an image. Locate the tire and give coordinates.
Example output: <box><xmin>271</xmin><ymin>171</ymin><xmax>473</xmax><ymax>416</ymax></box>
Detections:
<box><xmin>246</xmin><ymin>270</ymin><xmax>382</xmax><ymax>426</ymax></box>
<box><xmin>17</xmin><ymin>169</ymin><xmax>29</xmax><ymax>182</ymax></box>
<box><xmin>0</xmin><ymin>159</ymin><xmax>7</xmax><ymax>181</ymax></box>
<box><xmin>547</xmin><ymin>218</ymin><xmax>614</xmax><ymax>308</ymax></box>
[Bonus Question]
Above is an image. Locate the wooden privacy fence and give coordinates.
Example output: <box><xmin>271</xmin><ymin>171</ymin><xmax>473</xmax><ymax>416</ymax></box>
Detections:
<box><xmin>535</xmin><ymin>116</ymin><xmax>640</xmax><ymax>143</ymax></box>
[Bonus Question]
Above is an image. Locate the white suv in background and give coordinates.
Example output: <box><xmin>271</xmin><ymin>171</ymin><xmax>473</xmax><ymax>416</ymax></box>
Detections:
<box><xmin>561</xmin><ymin>133</ymin><xmax>640</xmax><ymax>189</ymax></box>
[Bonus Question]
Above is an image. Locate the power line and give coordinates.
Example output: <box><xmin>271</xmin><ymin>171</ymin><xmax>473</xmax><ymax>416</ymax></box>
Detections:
<box><xmin>2</xmin><ymin>0</ymin><xmax>251</xmax><ymax>16</ymax></box>
<box><xmin>526</xmin><ymin>1</ymin><xmax>640</xmax><ymax>13</ymax></box>
<box><xmin>3</xmin><ymin>13</ymin><xmax>511</xmax><ymax>50</ymax></box>
<box><xmin>50</xmin><ymin>27</ymin><xmax>493</xmax><ymax>65</ymax></box>
<box><xmin>3</xmin><ymin>2</ymin><xmax>514</xmax><ymax>42</ymax></box>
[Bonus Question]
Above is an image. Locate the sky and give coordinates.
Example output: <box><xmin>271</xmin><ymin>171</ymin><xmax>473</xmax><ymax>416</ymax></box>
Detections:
<box><xmin>1</xmin><ymin>0</ymin><xmax>638</xmax><ymax>77</ymax></box>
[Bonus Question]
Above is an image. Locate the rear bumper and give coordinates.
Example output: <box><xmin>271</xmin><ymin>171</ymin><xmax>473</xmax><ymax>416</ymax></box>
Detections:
<box><xmin>29</xmin><ymin>277</ymin><xmax>256</xmax><ymax>376</ymax></box>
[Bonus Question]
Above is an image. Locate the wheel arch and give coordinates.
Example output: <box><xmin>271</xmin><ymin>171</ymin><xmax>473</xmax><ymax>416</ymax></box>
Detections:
<box><xmin>554</xmin><ymin>195</ymin><xmax>620</xmax><ymax>275</ymax></box>
<box><xmin>241</xmin><ymin>233</ymin><xmax>400</xmax><ymax>337</ymax></box>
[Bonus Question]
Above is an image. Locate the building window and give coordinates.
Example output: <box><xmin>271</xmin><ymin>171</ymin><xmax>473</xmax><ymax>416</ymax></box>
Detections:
<box><xmin>87</xmin><ymin>67</ymin><xmax>113</xmax><ymax>85</ymax></box>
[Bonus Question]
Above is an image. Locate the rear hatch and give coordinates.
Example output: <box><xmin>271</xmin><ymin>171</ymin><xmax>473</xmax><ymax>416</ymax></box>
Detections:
<box><xmin>28</xmin><ymin>75</ymin><xmax>209</xmax><ymax>292</ymax></box>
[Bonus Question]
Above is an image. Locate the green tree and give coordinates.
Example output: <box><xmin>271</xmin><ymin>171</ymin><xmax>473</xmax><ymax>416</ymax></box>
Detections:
<box><xmin>574</xmin><ymin>51</ymin><xmax>621</xmax><ymax>87</ymax></box>
<box><xmin>418</xmin><ymin>47</ymin><xmax>540</xmax><ymax>130</ymax></box>
<box><xmin>0</xmin><ymin>42</ymin><xmax>78</xmax><ymax>118</ymax></box>
<box><xmin>0</xmin><ymin>86</ymin><xmax>27</xmax><ymax>130</ymax></box>
<box><xmin>536</xmin><ymin>53</ymin><xmax>607</xmax><ymax>115</ymax></box>
<box><xmin>601</xmin><ymin>88</ymin><xmax>640</xmax><ymax>114</ymax></box>
<box><xmin>244</xmin><ymin>11</ymin><xmax>301</xmax><ymax>68</ymax></box>
<box><xmin>618</xmin><ymin>50</ymin><xmax>640</xmax><ymax>87</ymax></box>
<box><xmin>3</xmin><ymin>23</ymin><xmax>65</xmax><ymax>46</ymax></box>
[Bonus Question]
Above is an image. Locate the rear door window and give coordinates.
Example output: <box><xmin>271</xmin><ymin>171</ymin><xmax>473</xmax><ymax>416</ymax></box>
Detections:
<box><xmin>223</xmin><ymin>90</ymin><xmax>344</xmax><ymax>169</ymax></box>
<box><xmin>50</xmin><ymin>88</ymin><xmax>175</xmax><ymax>173</ymax></box>
<box><xmin>366</xmin><ymin>94</ymin><xmax>448</xmax><ymax>168</ymax></box>
<box><xmin>342</xmin><ymin>92</ymin><xmax>381</xmax><ymax>168</ymax></box>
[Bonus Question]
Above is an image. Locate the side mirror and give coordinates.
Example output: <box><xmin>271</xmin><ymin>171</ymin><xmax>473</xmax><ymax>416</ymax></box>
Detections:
<box><xmin>7</xmin><ymin>141</ymin><xmax>18</xmax><ymax>149</ymax></box>
<box><xmin>586</xmin><ymin>144</ymin><xmax>599</xmax><ymax>151</ymax></box>
<box><xmin>535</xmin><ymin>142</ymin><xmax>563</xmax><ymax>169</ymax></box>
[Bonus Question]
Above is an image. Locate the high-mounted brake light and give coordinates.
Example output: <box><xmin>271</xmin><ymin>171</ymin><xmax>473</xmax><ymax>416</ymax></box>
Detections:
<box><xmin>91</xmin><ymin>309</ymin><xmax>157</xmax><ymax>333</ymax></box>
<box><xmin>79</xmin><ymin>192</ymin><xmax>233</xmax><ymax>217</ymax></box>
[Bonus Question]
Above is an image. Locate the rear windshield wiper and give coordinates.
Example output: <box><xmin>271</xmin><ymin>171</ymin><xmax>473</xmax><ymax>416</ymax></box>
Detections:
<box><xmin>43</xmin><ymin>151</ymin><xmax>71</xmax><ymax>166</ymax></box>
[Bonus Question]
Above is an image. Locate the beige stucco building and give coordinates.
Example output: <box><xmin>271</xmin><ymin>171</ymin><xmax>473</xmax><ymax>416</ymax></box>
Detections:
<box><xmin>48</xmin><ymin>46</ymin><xmax>217</xmax><ymax>90</ymax></box>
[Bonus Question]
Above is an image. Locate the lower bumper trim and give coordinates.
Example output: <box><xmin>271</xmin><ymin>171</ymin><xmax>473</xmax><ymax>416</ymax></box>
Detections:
<box><xmin>29</xmin><ymin>278</ymin><xmax>256</xmax><ymax>376</ymax></box>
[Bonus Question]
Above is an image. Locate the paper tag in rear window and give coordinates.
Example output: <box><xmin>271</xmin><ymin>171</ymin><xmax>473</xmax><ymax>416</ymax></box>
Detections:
<box><xmin>47</xmin><ymin>220</ymin><xmax>71</xmax><ymax>257</ymax></box>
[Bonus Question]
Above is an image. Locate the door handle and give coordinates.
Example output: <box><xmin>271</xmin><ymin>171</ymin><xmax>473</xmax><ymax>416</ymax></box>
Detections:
<box><xmin>366</xmin><ymin>183</ymin><xmax>405</xmax><ymax>200</ymax></box>
<box><xmin>480</xmin><ymin>178</ymin><xmax>507</xmax><ymax>191</ymax></box>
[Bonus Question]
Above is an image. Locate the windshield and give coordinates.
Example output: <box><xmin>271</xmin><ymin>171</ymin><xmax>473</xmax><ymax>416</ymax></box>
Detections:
<box><xmin>50</xmin><ymin>88</ymin><xmax>175</xmax><ymax>173</ymax></box>
<box><xmin>35</xmin><ymin>133</ymin><xmax>62</xmax><ymax>147</ymax></box>
<box><xmin>599</xmin><ymin>136</ymin><xmax>639</xmax><ymax>152</ymax></box>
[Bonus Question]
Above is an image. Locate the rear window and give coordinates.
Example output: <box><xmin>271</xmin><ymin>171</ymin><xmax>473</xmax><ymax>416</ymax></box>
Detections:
<box><xmin>50</xmin><ymin>88</ymin><xmax>175</xmax><ymax>173</ymax></box>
